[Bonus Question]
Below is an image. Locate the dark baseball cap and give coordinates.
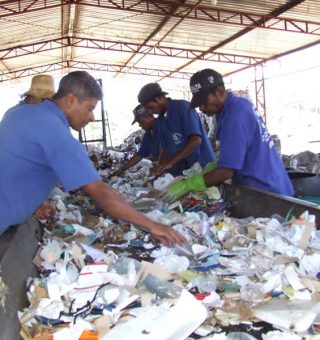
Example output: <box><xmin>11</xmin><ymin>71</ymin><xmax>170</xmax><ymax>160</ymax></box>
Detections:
<box><xmin>189</xmin><ymin>69</ymin><xmax>224</xmax><ymax>108</ymax></box>
<box><xmin>131</xmin><ymin>104</ymin><xmax>152</xmax><ymax>125</ymax></box>
<box><xmin>138</xmin><ymin>83</ymin><xmax>168</xmax><ymax>106</ymax></box>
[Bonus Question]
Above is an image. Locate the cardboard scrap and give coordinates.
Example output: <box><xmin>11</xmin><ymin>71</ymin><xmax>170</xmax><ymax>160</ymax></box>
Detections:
<box><xmin>273</xmin><ymin>256</ymin><xmax>299</xmax><ymax>265</ymax></box>
<box><xmin>137</xmin><ymin>261</ymin><xmax>173</xmax><ymax>283</ymax></box>
<box><xmin>299</xmin><ymin>222</ymin><xmax>314</xmax><ymax>250</ymax></box>
<box><xmin>301</xmin><ymin>277</ymin><xmax>320</xmax><ymax>292</ymax></box>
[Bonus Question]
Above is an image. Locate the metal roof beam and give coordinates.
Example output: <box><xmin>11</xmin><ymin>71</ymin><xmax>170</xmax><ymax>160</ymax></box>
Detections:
<box><xmin>0</xmin><ymin>37</ymin><xmax>265</xmax><ymax>65</ymax></box>
<box><xmin>1</xmin><ymin>1</ymin><xmax>319</xmax><ymax>36</ymax></box>
<box><xmin>0</xmin><ymin>60</ymin><xmax>192</xmax><ymax>82</ymax></box>
<box><xmin>83</xmin><ymin>0</ymin><xmax>320</xmax><ymax>35</ymax></box>
<box><xmin>159</xmin><ymin>0</ymin><xmax>307</xmax><ymax>80</ymax></box>
<box><xmin>0</xmin><ymin>0</ymin><xmax>69</xmax><ymax>18</ymax></box>
<box><xmin>115</xmin><ymin>0</ymin><xmax>188</xmax><ymax>76</ymax></box>
<box><xmin>226</xmin><ymin>38</ymin><xmax>320</xmax><ymax>77</ymax></box>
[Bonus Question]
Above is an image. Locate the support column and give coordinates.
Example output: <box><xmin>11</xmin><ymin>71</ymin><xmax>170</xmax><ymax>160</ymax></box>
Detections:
<box><xmin>254</xmin><ymin>64</ymin><xmax>267</xmax><ymax>123</ymax></box>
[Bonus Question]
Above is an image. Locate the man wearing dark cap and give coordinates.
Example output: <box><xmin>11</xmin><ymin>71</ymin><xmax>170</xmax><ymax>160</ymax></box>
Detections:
<box><xmin>138</xmin><ymin>83</ymin><xmax>215</xmax><ymax>176</ymax></box>
<box><xmin>110</xmin><ymin>104</ymin><xmax>161</xmax><ymax>177</ymax></box>
<box><xmin>162</xmin><ymin>68</ymin><xmax>294</xmax><ymax>202</ymax></box>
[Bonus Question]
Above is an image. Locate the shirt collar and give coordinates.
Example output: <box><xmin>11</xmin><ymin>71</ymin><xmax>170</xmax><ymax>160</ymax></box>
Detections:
<box><xmin>42</xmin><ymin>99</ymin><xmax>70</xmax><ymax>127</ymax></box>
<box><xmin>217</xmin><ymin>92</ymin><xmax>233</xmax><ymax>117</ymax></box>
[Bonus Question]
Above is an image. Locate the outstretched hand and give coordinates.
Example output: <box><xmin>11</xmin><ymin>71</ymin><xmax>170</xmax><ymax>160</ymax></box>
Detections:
<box><xmin>151</xmin><ymin>162</ymin><xmax>172</xmax><ymax>177</ymax></box>
<box><xmin>149</xmin><ymin>222</ymin><xmax>187</xmax><ymax>247</ymax></box>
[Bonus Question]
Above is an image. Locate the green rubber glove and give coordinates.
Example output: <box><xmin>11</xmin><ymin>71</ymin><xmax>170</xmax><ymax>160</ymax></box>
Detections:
<box><xmin>161</xmin><ymin>173</ymin><xmax>207</xmax><ymax>203</ymax></box>
<box><xmin>202</xmin><ymin>160</ymin><xmax>218</xmax><ymax>174</ymax></box>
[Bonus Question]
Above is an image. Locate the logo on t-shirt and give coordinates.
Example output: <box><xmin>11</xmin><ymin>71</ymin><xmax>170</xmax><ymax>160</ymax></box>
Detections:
<box><xmin>172</xmin><ymin>132</ymin><xmax>182</xmax><ymax>145</ymax></box>
<box><xmin>253</xmin><ymin>106</ymin><xmax>274</xmax><ymax>149</ymax></box>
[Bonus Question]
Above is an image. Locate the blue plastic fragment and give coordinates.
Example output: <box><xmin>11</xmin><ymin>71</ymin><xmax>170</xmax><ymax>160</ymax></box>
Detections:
<box><xmin>129</xmin><ymin>239</ymin><xmax>144</xmax><ymax>247</ymax></box>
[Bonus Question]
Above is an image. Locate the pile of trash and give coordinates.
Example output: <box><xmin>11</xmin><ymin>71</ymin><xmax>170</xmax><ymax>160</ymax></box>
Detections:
<box><xmin>19</xmin><ymin>159</ymin><xmax>320</xmax><ymax>340</ymax></box>
<box><xmin>283</xmin><ymin>151</ymin><xmax>320</xmax><ymax>174</ymax></box>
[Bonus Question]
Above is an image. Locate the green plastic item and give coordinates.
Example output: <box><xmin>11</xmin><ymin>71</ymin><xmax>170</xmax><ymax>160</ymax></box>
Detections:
<box><xmin>202</xmin><ymin>160</ymin><xmax>218</xmax><ymax>174</ymax></box>
<box><xmin>53</xmin><ymin>224</ymin><xmax>75</xmax><ymax>235</ymax></box>
<box><xmin>161</xmin><ymin>173</ymin><xmax>207</xmax><ymax>202</ymax></box>
<box><xmin>177</xmin><ymin>270</ymin><xmax>201</xmax><ymax>283</ymax></box>
<box><xmin>222</xmin><ymin>283</ymin><xmax>241</xmax><ymax>292</ymax></box>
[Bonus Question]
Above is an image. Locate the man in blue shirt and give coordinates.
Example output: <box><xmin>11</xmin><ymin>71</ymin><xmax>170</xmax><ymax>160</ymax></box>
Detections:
<box><xmin>110</xmin><ymin>104</ymin><xmax>161</xmax><ymax>177</ymax></box>
<box><xmin>137</xmin><ymin>83</ymin><xmax>215</xmax><ymax>176</ymax></box>
<box><xmin>0</xmin><ymin>71</ymin><xmax>185</xmax><ymax>247</ymax></box>
<box><xmin>3</xmin><ymin>74</ymin><xmax>56</xmax><ymax>118</ymax></box>
<box><xmin>2</xmin><ymin>74</ymin><xmax>57</xmax><ymax>220</ymax></box>
<box><xmin>162</xmin><ymin>68</ymin><xmax>294</xmax><ymax>202</ymax></box>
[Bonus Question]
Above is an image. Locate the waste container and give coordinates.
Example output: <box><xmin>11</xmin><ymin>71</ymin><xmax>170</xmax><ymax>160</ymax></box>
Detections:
<box><xmin>288</xmin><ymin>171</ymin><xmax>320</xmax><ymax>204</ymax></box>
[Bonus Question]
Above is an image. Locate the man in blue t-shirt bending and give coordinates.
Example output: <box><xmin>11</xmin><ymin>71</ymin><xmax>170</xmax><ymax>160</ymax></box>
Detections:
<box><xmin>137</xmin><ymin>83</ymin><xmax>215</xmax><ymax>176</ymax></box>
<box><xmin>162</xmin><ymin>68</ymin><xmax>293</xmax><ymax>202</ymax></box>
<box><xmin>0</xmin><ymin>71</ymin><xmax>186</xmax><ymax>247</ymax></box>
<box><xmin>110</xmin><ymin>104</ymin><xmax>161</xmax><ymax>177</ymax></box>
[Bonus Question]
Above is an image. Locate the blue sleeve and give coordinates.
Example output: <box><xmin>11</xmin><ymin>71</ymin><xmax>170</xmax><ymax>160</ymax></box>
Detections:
<box><xmin>137</xmin><ymin>132</ymin><xmax>151</xmax><ymax>158</ymax></box>
<box><xmin>180</xmin><ymin>103</ymin><xmax>202</xmax><ymax>138</ymax></box>
<box><xmin>48</xmin><ymin>136</ymin><xmax>101</xmax><ymax>191</ymax></box>
<box><xmin>218</xmin><ymin>104</ymin><xmax>255</xmax><ymax>170</ymax></box>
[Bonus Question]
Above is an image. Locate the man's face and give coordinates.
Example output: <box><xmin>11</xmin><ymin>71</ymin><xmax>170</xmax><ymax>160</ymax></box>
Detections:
<box><xmin>145</xmin><ymin>98</ymin><xmax>166</xmax><ymax>115</ymax></box>
<box><xmin>67</xmin><ymin>95</ymin><xmax>98</xmax><ymax>131</ymax></box>
<box><xmin>137</xmin><ymin>115</ymin><xmax>154</xmax><ymax>130</ymax></box>
<box><xmin>199</xmin><ymin>91</ymin><xmax>225</xmax><ymax>116</ymax></box>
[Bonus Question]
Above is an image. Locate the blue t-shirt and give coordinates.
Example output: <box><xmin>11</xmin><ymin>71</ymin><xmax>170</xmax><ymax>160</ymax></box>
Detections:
<box><xmin>0</xmin><ymin>100</ymin><xmax>101</xmax><ymax>235</ymax></box>
<box><xmin>2</xmin><ymin>100</ymin><xmax>26</xmax><ymax>119</ymax></box>
<box><xmin>216</xmin><ymin>93</ymin><xmax>294</xmax><ymax>196</ymax></box>
<box><xmin>137</xmin><ymin>119</ymin><xmax>161</xmax><ymax>159</ymax></box>
<box><xmin>157</xmin><ymin>99</ymin><xmax>215</xmax><ymax>175</ymax></box>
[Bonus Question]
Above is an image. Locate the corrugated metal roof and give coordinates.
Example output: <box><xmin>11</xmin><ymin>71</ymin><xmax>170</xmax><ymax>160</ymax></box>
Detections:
<box><xmin>0</xmin><ymin>0</ymin><xmax>319</xmax><ymax>83</ymax></box>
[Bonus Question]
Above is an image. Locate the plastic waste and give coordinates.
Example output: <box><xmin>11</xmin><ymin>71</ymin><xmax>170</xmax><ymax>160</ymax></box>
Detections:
<box><xmin>53</xmin><ymin>224</ymin><xmax>75</xmax><ymax>235</ymax></box>
<box><xmin>240</xmin><ymin>283</ymin><xmax>264</xmax><ymax>305</ymax></box>
<box><xmin>110</xmin><ymin>257</ymin><xmax>141</xmax><ymax>275</ymax></box>
<box><xmin>154</xmin><ymin>254</ymin><xmax>190</xmax><ymax>273</ymax></box>
<box><xmin>123</xmin><ymin>231</ymin><xmax>137</xmax><ymax>241</ymax></box>
<box><xmin>249</xmin><ymin>244</ymin><xmax>273</xmax><ymax>274</ymax></box>
<box><xmin>153</xmin><ymin>173</ymin><xmax>175</xmax><ymax>191</ymax></box>
<box><xmin>226</xmin><ymin>332</ymin><xmax>258</xmax><ymax>340</ymax></box>
<box><xmin>140</xmin><ymin>273</ymin><xmax>182</xmax><ymax>298</ymax></box>
<box><xmin>40</xmin><ymin>240</ymin><xmax>62</xmax><ymax>264</ymax></box>
<box><xmin>192</xmin><ymin>274</ymin><xmax>217</xmax><ymax>293</ymax></box>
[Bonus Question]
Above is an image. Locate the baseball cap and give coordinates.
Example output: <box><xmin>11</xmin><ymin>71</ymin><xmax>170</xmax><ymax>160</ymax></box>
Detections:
<box><xmin>189</xmin><ymin>69</ymin><xmax>224</xmax><ymax>108</ymax></box>
<box><xmin>23</xmin><ymin>74</ymin><xmax>55</xmax><ymax>99</ymax></box>
<box><xmin>138</xmin><ymin>83</ymin><xmax>168</xmax><ymax>106</ymax></box>
<box><xmin>131</xmin><ymin>104</ymin><xmax>152</xmax><ymax>125</ymax></box>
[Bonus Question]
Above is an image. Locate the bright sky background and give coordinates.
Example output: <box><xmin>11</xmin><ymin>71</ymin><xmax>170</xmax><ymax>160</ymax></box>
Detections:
<box><xmin>0</xmin><ymin>43</ymin><xmax>319</xmax><ymax>156</ymax></box>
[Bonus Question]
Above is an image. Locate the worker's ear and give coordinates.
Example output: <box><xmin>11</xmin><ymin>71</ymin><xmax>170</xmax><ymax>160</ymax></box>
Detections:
<box><xmin>65</xmin><ymin>93</ymin><xmax>78</xmax><ymax>110</ymax></box>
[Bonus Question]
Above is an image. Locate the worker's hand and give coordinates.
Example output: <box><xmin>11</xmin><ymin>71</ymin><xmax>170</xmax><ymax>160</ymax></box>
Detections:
<box><xmin>34</xmin><ymin>200</ymin><xmax>56</xmax><ymax>221</ymax></box>
<box><xmin>149</xmin><ymin>222</ymin><xmax>187</xmax><ymax>247</ymax></box>
<box><xmin>161</xmin><ymin>173</ymin><xmax>207</xmax><ymax>203</ymax></box>
<box><xmin>151</xmin><ymin>162</ymin><xmax>172</xmax><ymax>177</ymax></box>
